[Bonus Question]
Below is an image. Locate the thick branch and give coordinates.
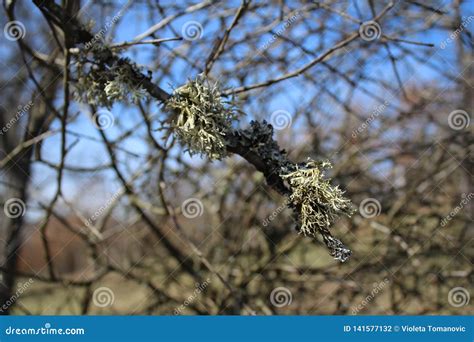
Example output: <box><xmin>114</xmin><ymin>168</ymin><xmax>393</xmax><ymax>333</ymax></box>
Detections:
<box><xmin>33</xmin><ymin>0</ymin><xmax>353</xmax><ymax>262</ymax></box>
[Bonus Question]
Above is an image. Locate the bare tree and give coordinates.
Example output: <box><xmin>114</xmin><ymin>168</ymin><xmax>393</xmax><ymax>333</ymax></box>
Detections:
<box><xmin>0</xmin><ymin>0</ymin><xmax>471</xmax><ymax>315</ymax></box>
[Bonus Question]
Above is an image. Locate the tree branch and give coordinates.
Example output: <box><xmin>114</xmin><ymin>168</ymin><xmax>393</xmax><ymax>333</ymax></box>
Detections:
<box><xmin>33</xmin><ymin>0</ymin><xmax>353</xmax><ymax>262</ymax></box>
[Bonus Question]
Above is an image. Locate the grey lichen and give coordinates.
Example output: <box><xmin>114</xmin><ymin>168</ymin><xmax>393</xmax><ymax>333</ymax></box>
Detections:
<box><xmin>165</xmin><ymin>76</ymin><xmax>238</xmax><ymax>160</ymax></box>
<box><xmin>74</xmin><ymin>46</ymin><xmax>148</xmax><ymax>107</ymax></box>
<box><xmin>281</xmin><ymin>160</ymin><xmax>354</xmax><ymax>262</ymax></box>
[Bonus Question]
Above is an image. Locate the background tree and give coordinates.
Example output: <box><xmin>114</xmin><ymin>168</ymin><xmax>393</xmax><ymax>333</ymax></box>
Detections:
<box><xmin>0</xmin><ymin>0</ymin><xmax>472</xmax><ymax>315</ymax></box>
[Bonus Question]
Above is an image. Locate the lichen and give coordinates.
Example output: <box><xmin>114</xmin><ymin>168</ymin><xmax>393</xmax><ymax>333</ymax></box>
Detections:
<box><xmin>73</xmin><ymin>46</ymin><xmax>147</xmax><ymax>107</ymax></box>
<box><xmin>165</xmin><ymin>76</ymin><xmax>238</xmax><ymax>160</ymax></box>
<box><xmin>281</xmin><ymin>160</ymin><xmax>354</xmax><ymax>262</ymax></box>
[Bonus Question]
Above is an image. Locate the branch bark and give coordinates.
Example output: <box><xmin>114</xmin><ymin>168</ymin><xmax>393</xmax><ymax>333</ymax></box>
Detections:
<box><xmin>33</xmin><ymin>0</ymin><xmax>352</xmax><ymax>262</ymax></box>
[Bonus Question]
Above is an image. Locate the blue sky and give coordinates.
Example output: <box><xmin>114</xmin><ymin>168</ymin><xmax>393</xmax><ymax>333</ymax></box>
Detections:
<box><xmin>1</xmin><ymin>0</ymin><xmax>472</xmax><ymax>218</ymax></box>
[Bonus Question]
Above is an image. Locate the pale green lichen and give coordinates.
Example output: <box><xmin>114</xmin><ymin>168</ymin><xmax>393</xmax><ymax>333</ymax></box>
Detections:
<box><xmin>73</xmin><ymin>46</ymin><xmax>147</xmax><ymax>107</ymax></box>
<box><xmin>165</xmin><ymin>76</ymin><xmax>238</xmax><ymax>160</ymax></box>
<box><xmin>103</xmin><ymin>69</ymin><xmax>148</xmax><ymax>104</ymax></box>
<box><xmin>282</xmin><ymin>160</ymin><xmax>354</xmax><ymax>261</ymax></box>
<box><xmin>282</xmin><ymin>160</ymin><xmax>353</xmax><ymax>235</ymax></box>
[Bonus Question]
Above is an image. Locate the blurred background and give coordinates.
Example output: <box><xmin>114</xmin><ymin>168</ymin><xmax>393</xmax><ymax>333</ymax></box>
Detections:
<box><xmin>0</xmin><ymin>0</ymin><xmax>472</xmax><ymax>315</ymax></box>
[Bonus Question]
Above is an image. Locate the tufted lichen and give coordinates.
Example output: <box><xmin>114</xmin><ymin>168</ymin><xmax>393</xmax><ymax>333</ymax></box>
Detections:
<box><xmin>281</xmin><ymin>160</ymin><xmax>354</xmax><ymax>261</ymax></box>
<box><xmin>74</xmin><ymin>46</ymin><xmax>148</xmax><ymax>107</ymax></box>
<box><xmin>165</xmin><ymin>76</ymin><xmax>238</xmax><ymax>160</ymax></box>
